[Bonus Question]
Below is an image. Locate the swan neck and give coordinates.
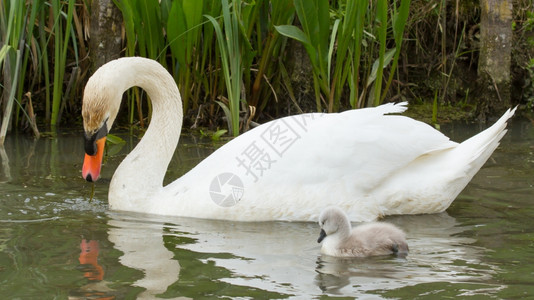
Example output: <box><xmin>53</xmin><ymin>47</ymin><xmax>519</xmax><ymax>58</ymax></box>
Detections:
<box><xmin>108</xmin><ymin>58</ymin><xmax>183</xmax><ymax>206</ymax></box>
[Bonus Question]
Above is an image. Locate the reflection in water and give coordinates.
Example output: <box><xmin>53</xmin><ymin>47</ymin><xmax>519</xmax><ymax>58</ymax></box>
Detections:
<box><xmin>71</xmin><ymin>240</ymin><xmax>116</xmax><ymax>300</ymax></box>
<box><xmin>104</xmin><ymin>212</ymin><xmax>287</xmax><ymax>299</ymax></box>
<box><xmin>100</xmin><ymin>211</ymin><xmax>503</xmax><ymax>298</ymax></box>
<box><xmin>78</xmin><ymin>240</ymin><xmax>104</xmax><ymax>281</ymax></box>
<box><xmin>314</xmin><ymin>213</ymin><xmax>502</xmax><ymax>297</ymax></box>
<box><xmin>0</xmin><ymin>118</ymin><xmax>533</xmax><ymax>298</ymax></box>
<box><xmin>0</xmin><ymin>145</ymin><xmax>11</xmax><ymax>182</ymax></box>
<box><xmin>107</xmin><ymin>216</ymin><xmax>181</xmax><ymax>299</ymax></box>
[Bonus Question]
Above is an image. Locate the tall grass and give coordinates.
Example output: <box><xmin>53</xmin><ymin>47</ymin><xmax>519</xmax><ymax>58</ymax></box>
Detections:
<box><xmin>206</xmin><ymin>0</ymin><xmax>243</xmax><ymax>136</ymax></box>
<box><xmin>246</xmin><ymin>1</ymin><xmax>295</xmax><ymax>112</ymax></box>
<box><xmin>0</xmin><ymin>0</ymin><xmax>417</xmax><ymax>140</ymax></box>
<box><xmin>117</xmin><ymin>0</ymin><xmax>289</xmax><ymax>135</ymax></box>
<box><xmin>167</xmin><ymin>0</ymin><xmax>208</xmax><ymax>113</ymax></box>
<box><xmin>114</xmin><ymin>0</ymin><xmax>168</xmax><ymax>126</ymax></box>
<box><xmin>0</xmin><ymin>0</ymin><xmax>80</xmax><ymax>136</ymax></box>
<box><xmin>277</xmin><ymin>0</ymin><xmax>411</xmax><ymax>111</ymax></box>
<box><xmin>275</xmin><ymin>0</ymin><xmax>331</xmax><ymax>112</ymax></box>
<box><xmin>51</xmin><ymin>0</ymin><xmax>75</xmax><ymax>127</ymax></box>
<box><xmin>379</xmin><ymin>0</ymin><xmax>411</xmax><ymax>105</ymax></box>
<box><xmin>0</xmin><ymin>0</ymin><xmax>37</xmax><ymax>144</ymax></box>
<box><xmin>331</xmin><ymin>0</ymin><xmax>366</xmax><ymax>111</ymax></box>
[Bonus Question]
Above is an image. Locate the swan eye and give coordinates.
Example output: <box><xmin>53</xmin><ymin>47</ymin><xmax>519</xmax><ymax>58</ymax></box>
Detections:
<box><xmin>85</xmin><ymin>137</ymin><xmax>97</xmax><ymax>156</ymax></box>
<box><xmin>84</xmin><ymin>122</ymin><xmax>108</xmax><ymax>155</ymax></box>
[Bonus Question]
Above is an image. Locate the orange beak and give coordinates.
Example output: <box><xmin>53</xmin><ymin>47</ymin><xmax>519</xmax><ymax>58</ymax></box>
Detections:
<box><xmin>82</xmin><ymin>137</ymin><xmax>106</xmax><ymax>182</ymax></box>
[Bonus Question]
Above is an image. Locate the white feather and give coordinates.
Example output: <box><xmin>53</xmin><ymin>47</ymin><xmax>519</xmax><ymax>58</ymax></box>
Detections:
<box><xmin>83</xmin><ymin>57</ymin><xmax>516</xmax><ymax>222</ymax></box>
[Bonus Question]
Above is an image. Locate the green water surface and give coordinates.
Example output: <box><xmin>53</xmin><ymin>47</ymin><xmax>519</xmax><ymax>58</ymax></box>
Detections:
<box><xmin>0</xmin><ymin>117</ymin><xmax>533</xmax><ymax>299</ymax></box>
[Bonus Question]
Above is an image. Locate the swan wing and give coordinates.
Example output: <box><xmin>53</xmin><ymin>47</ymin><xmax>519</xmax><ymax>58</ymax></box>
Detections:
<box><xmin>164</xmin><ymin>103</ymin><xmax>456</xmax><ymax>221</ymax></box>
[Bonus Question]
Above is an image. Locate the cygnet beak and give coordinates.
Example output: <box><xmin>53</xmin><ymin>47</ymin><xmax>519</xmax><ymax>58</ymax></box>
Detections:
<box><xmin>317</xmin><ymin>229</ymin><xmax>327</xmax><ymax>243</ymax></box>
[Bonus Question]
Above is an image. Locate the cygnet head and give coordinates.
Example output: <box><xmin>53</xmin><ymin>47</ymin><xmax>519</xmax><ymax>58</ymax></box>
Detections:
<box><xmin>317</xmin><ymin>206</ymin><xmax>352</xmax><ymax>243</ymax></box>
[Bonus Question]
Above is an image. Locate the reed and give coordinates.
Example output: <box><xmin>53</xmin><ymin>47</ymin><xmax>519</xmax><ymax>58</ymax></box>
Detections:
<box><xmin>0</xmin><ymin>1</ymin><xmax>33</xmax><ymax>144</ymax></box>
<box><xmin>275</xmin><ymin>0</ymin><xmax>330</xmax><ymax>112</ymax></box>
<box><xmin>0</xmin><ymin>0</ymin><xmax>82</xmax><ymax>133</ymax></box>
<box><xmin>51</xmin><ymin>0</ymin><xmax>75</xmax><ymax>127</ymax></box>
<box><xmin>371</xmin><ymin>0</ymin><xmax>388</xmax><ymax>106</ymax></box>
<box><xmin>206</xmin><ymin>0</ymin><xmax>243</xmax><ymax>136</ymax></box>
<box><xmin>330</xmin><ymin>0</ymin><xmax>358</xmax><ymax>111</ymax></box>
<box><xmin>247</xmin><ymin>0</ymin><xmax>295</xmax><ymax>112</ymax></box>
<box><xmin>37</xmin><ymin>4</ymin><xmax>51</xmax><ymax>123</ymax></box>
<box><xmin>114</xmin><ymin>0</ymin><xmax>167</xmax><ymax>125</ymax></box>
<box><xmin>0</xmin><ymin>0</ymin><xmax>461</xmax><ymax>141</ymax></box>
<box><xmin>380</xmin><ymin>0</ymin><xmax>411</xmax><ymax>104</ymax></box>
<box><xmin>167</xmin><ymin>0</ymin><xmax>205</xmax><ymax>112</ymax></box>
<box><xmin>276</xmin><ymin>0</ymin><xmax>411</xmax><ymax>111</ymax></box>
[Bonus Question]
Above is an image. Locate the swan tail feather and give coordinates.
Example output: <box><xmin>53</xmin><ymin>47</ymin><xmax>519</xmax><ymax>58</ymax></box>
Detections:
<box><xmin>454</xmin><ymin>106</ymin><xmax>517</xmax><ymax>180</ymax></box>
<box><xmin>462</xmin><ymin>107</ymin><xmax>515</xmax><ymax>158</ymax></box>
<box><xmin>377</xmin><ymin>101</ymin><xmax>408</xmax><ymax>115</ymax></box>
<box><xmin>340</xmin><ymin>102</ymin><xmax>408</xmax><ymax>120</ymax></box>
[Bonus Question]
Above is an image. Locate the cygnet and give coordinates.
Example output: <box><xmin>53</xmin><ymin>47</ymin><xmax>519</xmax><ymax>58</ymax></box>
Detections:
<box><xmin>318</xmin><ymin>206</ymin><xmax>409</xmax><ymax>257</ymax></box>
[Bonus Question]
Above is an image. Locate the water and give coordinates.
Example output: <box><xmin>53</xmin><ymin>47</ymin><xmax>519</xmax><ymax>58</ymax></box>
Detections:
<box><xmin>0</xmin><ymin>116</ymin><xmax>533</xmax><ymax>299</ymax></box>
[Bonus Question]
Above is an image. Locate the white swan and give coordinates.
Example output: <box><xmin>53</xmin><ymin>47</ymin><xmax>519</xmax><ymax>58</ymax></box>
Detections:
<box><xmin>81</xmin><ymin>57</ymin><xmax>516</xmax><ymax>221</ymax></box>
<box><xmin>318</xmin><ymin>206</ymin><xmax>409</xmax><ymax>257</ymax></box>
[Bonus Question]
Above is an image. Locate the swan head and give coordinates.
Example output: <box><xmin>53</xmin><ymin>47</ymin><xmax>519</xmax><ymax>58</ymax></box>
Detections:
<box><xmin>317</xmin><ymin>206</ymin><xmax>352</xmax><ymax>243</ymax></box>
<box><xmin>81</xmin><ymin>59</ymin><xmax>125</xmax><ymax>182</ymax></box>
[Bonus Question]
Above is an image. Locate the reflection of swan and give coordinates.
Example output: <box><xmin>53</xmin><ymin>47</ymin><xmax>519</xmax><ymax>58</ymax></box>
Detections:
<box><xmin>81</xmin><ymin>57</ymin><xmax>515</xmax><ymax>221</ymax></box>
<box><xmin>146</xmin><ymin>212</ymin><xmax>500</xmax><ymax>298</ymax></box>
<box><xmin>107</xmin><ymin>214</ymin><xmax>181</xmax><ymax>299</ymax></box>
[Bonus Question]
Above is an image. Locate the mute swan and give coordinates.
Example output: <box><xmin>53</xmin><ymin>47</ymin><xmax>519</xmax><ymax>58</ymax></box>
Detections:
<box><xmin>81</xmin><ymin>57</ymin><xmax>516</xmax><ymax>221</ymax></box>
<box><xmin>318</xmin><ymin>206</ymin><xmax>408</xmax><ymax>257</ymax></box>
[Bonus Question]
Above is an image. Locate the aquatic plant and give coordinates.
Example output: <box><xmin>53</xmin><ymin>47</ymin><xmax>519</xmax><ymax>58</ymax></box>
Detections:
<box><xmin>0</xmin><ymin>0</ymin><xmax>412</xmax><ymax>137</ymax></box>
<box><xmin>0</xmin><ymin>0</ymin><xmax>82</xmax><ymax>137</ymax></box>
<box><xmin>2</xmin><ymin>0</ymin><xmax>529</xmax><ymax>140</ymax></box>
<box><xmin>276</xmin><ymin>0</ymin><xmax>411</xmax><ymax>111</ymax></box>
<box><xmin>206</xmin><ymin>0</ymin><xmax>243</xmax><ymax>136</ymax></box>
<box><xmin>51</xmin><ymin>0</ymin><xmax>76</xmax><ymax>127</ymax></box>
